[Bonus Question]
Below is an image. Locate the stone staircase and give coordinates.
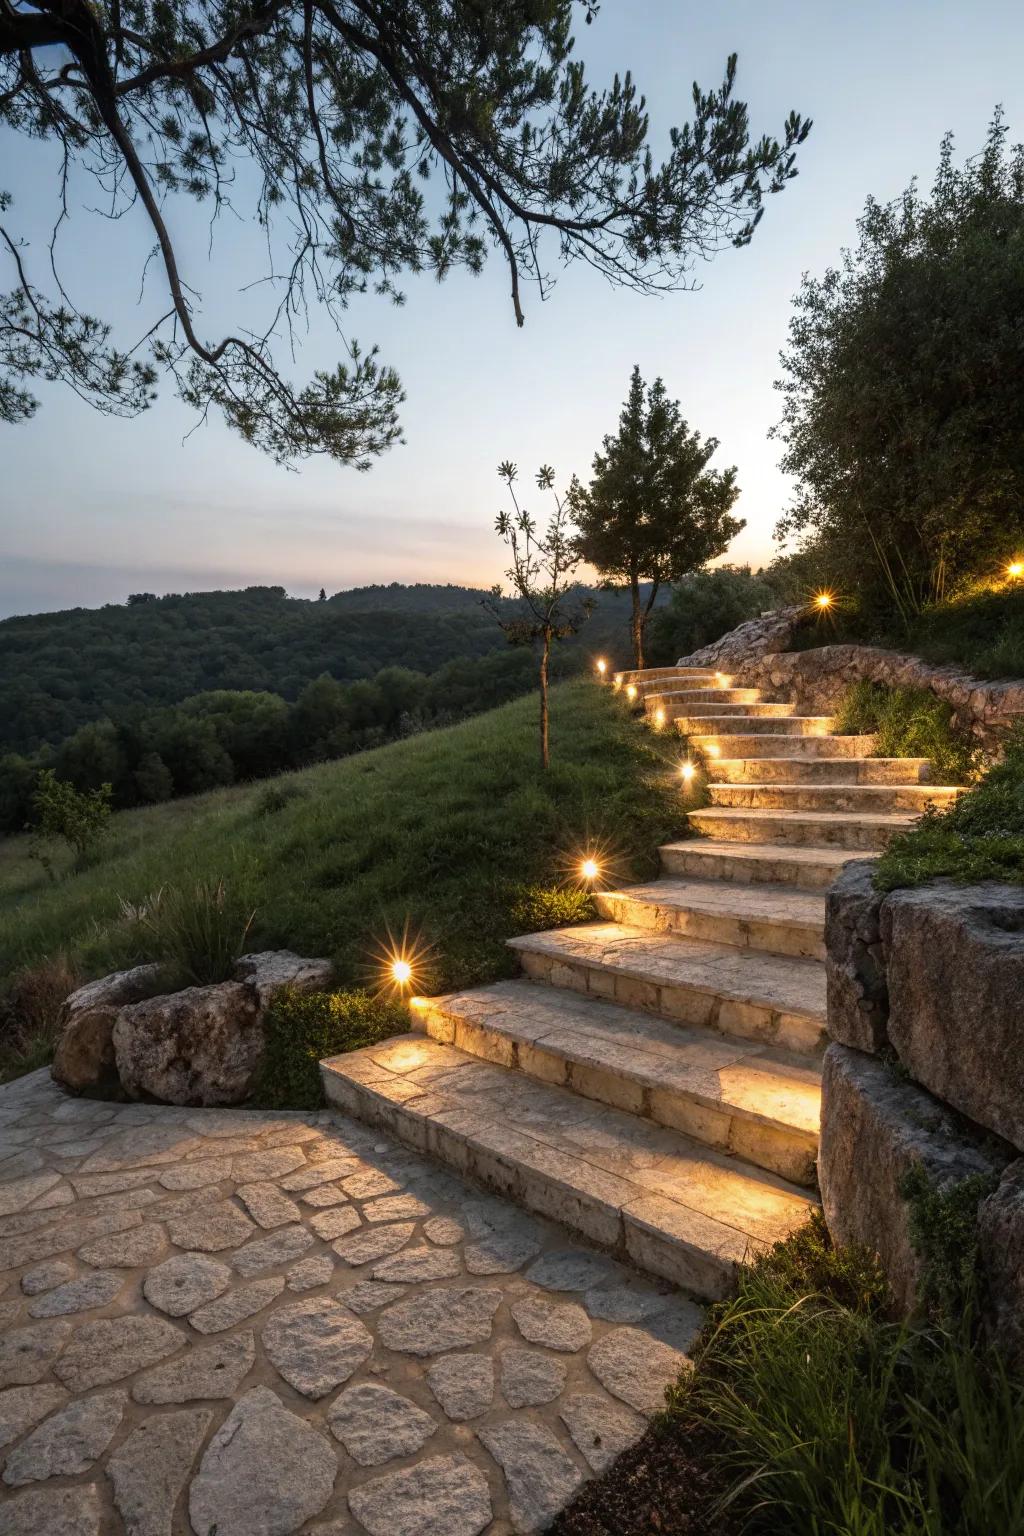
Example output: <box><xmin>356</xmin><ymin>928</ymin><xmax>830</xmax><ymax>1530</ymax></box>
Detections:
<box><xmin>322</xmin><ymin>666</ymin><xmax>962</xmax><ymax>1302</ymax></box>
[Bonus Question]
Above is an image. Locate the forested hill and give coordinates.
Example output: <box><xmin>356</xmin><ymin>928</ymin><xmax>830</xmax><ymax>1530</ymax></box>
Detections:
<box><xmin>0</xmin><ymin>582</ymin><xmax>658</xmax><ymax>755</ymax></box>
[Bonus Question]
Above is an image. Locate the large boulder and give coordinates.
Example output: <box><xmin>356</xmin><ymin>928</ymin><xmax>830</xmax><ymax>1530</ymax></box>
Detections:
<box><xmin>233</xmin><ymin>951</ymin><xmax>333</xmax><ymax>1011</ymax></box>
<box><xmin>882</xmin><ymin>882</ymin><xmax>1024</xmax><ymax>1150</ymax></box>
<box><xmin>819</xmin><ymin>1043</ymin><xmax>1008</xmax><ymax>1313</ymax></box>
<box><xmin>825</xmin><ymin>862</ymin><xmax>889</xmax><ymax>1053</ymax></box>
<box><xmin>677</xmin><ymin>605</ymin><xmax>801</xmax><ymax>669</ymax></box>
<box><xmin>112</xmin><ymin>982</ymin><xmax>263</xmax><ymax>1106</ymax></box>
<box><xmin>51</xmin><ymin>964</ymin><xmax>164</xmax><ymax>1093</ymax></box>
<box><xmin>978</xmin><ymin>1160</ymin><xmax>1024</xmax><ymax>1368</ymax></box>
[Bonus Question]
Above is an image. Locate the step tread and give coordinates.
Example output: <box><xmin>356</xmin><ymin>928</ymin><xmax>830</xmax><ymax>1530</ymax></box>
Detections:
<box><xmin>661</xmin><ymin>840</ymin><xmax>876</xmax><ymax>870</ymax></box>
<box><xmin>417</xmin><ymin>978</ymin><xmax>821</xmax><ymax>1138</ymax></box>
<box><xmin>509</xmin><ymin>922</ymin><xmax>825</xmax><ymax>1021</ymax></box>
<box><xmin>322</xmin><ymin>1034</ymin><xmax>817</xmax><ymax>1274</ymax></box>
<box><xmin>710</xmin><ymin>782</ymin><xmax>958</xmax><ymax>796</ymax></box>
<box><xmin>600</xmin><ymin>879</ymin><xmax>826</xmax><ymax>932</ymax></box>
<box><xmin>691</xmin><ymin>807</ymin><xmax>917</xmax><ymax>828</ymax></box>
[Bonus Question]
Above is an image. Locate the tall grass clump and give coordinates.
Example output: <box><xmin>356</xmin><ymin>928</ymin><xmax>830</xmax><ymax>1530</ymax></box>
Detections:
<box><xmin>833</xmin><ymin>680</ymin><xmax>980</xmax><ymax>783</ymax></box>
<box><xmin>135</xmin><ymin>876</ymin><xmax>256</xmax><ymax>985</ymax></box>
<box><xmin>0</xmin><ymin>952</ymin><xmax>80</xmax><ymax>1083</ymax></box>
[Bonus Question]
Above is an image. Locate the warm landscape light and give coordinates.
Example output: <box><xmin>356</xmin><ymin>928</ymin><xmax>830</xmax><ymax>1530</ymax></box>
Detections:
<box><xmin>815</xmin><ymin>592</ymin><xmax>832</xmax><ymax>609</ymax></box>
<box><xmin>704</xmin><ymin>742</ymin><xmax>720</xmax><ymax>757</ymax></box>
<box><xmin>715</xmin><ymin>671</ymin><xmax>728</xmax><ymax>687</ymax></box>
<box><xmin>596</xmin><ymin>658</ymin><xmax>607</xmax><ymax>676</ymax></box>
<box><xmin>1008</xmin><ymin>561</ymin><xmax>1024</xmax><ymax>579</ymax></box>
<box><xmin>580</xmin><ymin>857</ymin><xmax>600</xmax><ymax>881</ymax></box>
<box><xmin>625</xmin><ymin>684</ymin><xmax>638</xmax><ymax>701</ymax></box>
<box><xmin>653</xmin><ymin>706</ymin><xmax>666</xmax><ymax>728</ymax></box>
<box><xmin>390</xmin><ymin>958</ymin><xmax>412</xmax><ymax>986</ymax></box>
<box><xmin>680</xmin><ymin>761</ymin><xmax>696</xmax><ymax>782</ymax></box>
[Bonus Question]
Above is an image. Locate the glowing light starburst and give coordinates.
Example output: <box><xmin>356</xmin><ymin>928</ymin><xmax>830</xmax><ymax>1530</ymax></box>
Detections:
<box><xmin>367</xmin><ymin>921</ymin><xmax>434</xmax><ymax>1000</ymax></box>
<box><xmin>1008</xmin><ymin>561</ymin><xmax>1024</xmax><ymax>580</ymax></box>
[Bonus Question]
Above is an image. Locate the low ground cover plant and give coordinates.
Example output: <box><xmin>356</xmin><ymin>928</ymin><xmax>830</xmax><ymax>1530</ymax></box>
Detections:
<box><xmin>832</xmin><ymin>681</ymin><xmax>979</xmax><ymax>784</ymax></box>
<box><xmin>253</xmin><ymin>987</ymin><xmax>408</xmax><ymax>1110</ymax></box>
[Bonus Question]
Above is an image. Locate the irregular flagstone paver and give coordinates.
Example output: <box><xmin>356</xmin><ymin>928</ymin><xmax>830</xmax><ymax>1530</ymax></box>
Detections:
<box><xmin>499</xmin><ymin>1345</ymin><xmax>567</xmax><ymax>1407</ymax></box>
<box><xmin>189</xmin><ymin>1386</ymin><xmax>337</xmax><ymax>1536</ymax></box>
<box><xmin>287</xmin><ymin>1254</ymin><xmax>335</xmax><ymax>1292</ymax></box>
<box><xmin>189</xmin><ymin>1275</ymin><xmax>286</xmax><ymax>1333</ymax></box>
<box><xmin>76</xmin><ymin>1224</ymin><xmax>167</xmax><ymax>1268</ymax></box>
<box><xmin>54</xmin><ymin>1316</ymin><xmax>185</xmax><ymax>1391</ymax></box>
<box><xmin>232</xmin><ymin>1224</ymin><xmax>313</xmax><ymax>1275</ymax></box>
<box><xmin>423</xmin><ymin>1216</ymin><xmax>464</xmax><ymax>1246</ymax></box>
<box><xmin>0</xmin><ymin>1320</ymin><xmax>72</xmax><ymax>1387</ymax></box>
<box><xmin>559</xmin><ymin>1392</ymin><xmax>646</xmax><ymax>1473</ymax></box>
<box><xmin>425</xmin><ymin>1354</ymin><xmax>494</xmax><ymax>1420</ymax></box>
<box><xmin>143</xmin><ymin>1252</ymin><xmax>231</xmax><ymax>1316</ymax></box>
<box><xmin>20</xmin><ymin>1260</ymin><xmax>74</xmax><ymax>1295</ymax></box>
<box><xmin>3</xmin><ymin>1390</ymin><xmax>125</xmax><ymax>1486</ymax></box>
<box><xmin>362</xmin><ymin>1193</ymin><xmax>432</xmax><ymax>1223</ymax></box>
<box><xmin>341</xmin><ymin>1168</ymin><xmax>401</xmax><ymax>1200</ymax></box>
<box><xmin>301</xmin><ymin>1185</ymin><xmax>349</xmax><ymax>1209</ymax></box>
<box><xmin>371</xmin><ymin>1245</ymin><xmax>461</xmax><ymax>1283</ymax></box>
<box><xmin>586</xmin><ymin>1326</ymin><xmax>689</xmax><ymax>1414</ymax></box>
<box><xmin>237</xmin><ymin>1181</ymin><xmax>304</xmax><ymax>1228</ymax></box>
<box><xmin>231</xmin><ymin>1146</ymin><xmax>308</xmax><ymax>1182</ymax></box>
<box><xmin>309</xmin><ymin>1206</ymin><xmax>362</xmax><ymax>1241</ymax></box>
<box><xmin>0</xmin><ymin>1208</ymin><xmax>142</xmax><ymax>1270</ymax></box>
<box><xmin>0</xmin><ymin>1383</ymin><xmax>70</xmax><ymax>1448</ymax></box>
<box><xmin>328</xmin><ymin>1382</ymin><xmax>437</xmax><ymax>1465</ymax></box>
<box><xmin>347</xmin><ymin>1453</ymin><xmax>492</xmax><ymax>1536</ymax></box>
<box><xmin>0</xmin><ymin>1173</ymin><xmax>62</xmax><ymax>1217</ymax></box>
<box><xmin>377</xmin><ymin>1287</ymin><xmax>503</xmax><ymax>1356</ymax></box>
<box><xmin>156</xmin><ymin>1157</ymin><xmax>233</xmax><ymax>1189</ymax></box>
<box><xmin>262</xmin><ymin>1297</ymin><xmax>373</xmax><ymax>1397</ymax></box>
<box><xmin>526</xmin><ymin>1251</ymin><xmax>624</xmax><ymax>1292</ymax></box>
<box><xmin>2</xmin><ymin>1484</ymin><xmax>102</xmax><ymax>1536</ymax></box>
<box><xmin>343</xmin><ymin>1279</ymin><xmax>407</xmax><ymax>1314</ymax></box>
<box><xmin>280</xmin><ymin>1159</ymin><xmax>358</xmax><ymax>1192</ymax></box>
<box><xmin>164</xmin><ymin>1199</ymin><xmax>255</xmax><ymax>1252</ymax></box>
<box><xmin>333</xmin><ymin>1221</ymin><xmax>414</xmax><ymax>1267</ymax></box>
<box><xmin>133</xmin><ymin>1329</ymin><xmax>256</xmax><ymax>1402</ymax></box>
<box><xmin>26</xmin><ymin>1269</ymin><xmax>123</xmax><ymax>1318</ymax></box>
<box><xmin>582</xmin><ymin>1281</ymin><xmax>675</xmax><ymax>1324</ymax></box>
<box><xmin>511</xmin><ymin>1295</ymin><xmax>592</xmax><ymax>1352</ymax></box>
<box><xmin>107</xmin><ymin>1407</ymin><xmax>210</xmax><ymax>1536</ymax></box>
<box><xmin>477</xmin><ymin>1420</ymin><xmax>584</xmax><ymax>1535</ymax></box>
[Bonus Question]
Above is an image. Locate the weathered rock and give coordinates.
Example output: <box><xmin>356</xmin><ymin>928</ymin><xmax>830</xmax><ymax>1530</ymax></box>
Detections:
<box><xmin>0</xmin><ymin>1384</ymin><xmax>70</xmax><ymax>1449</ymax></box>
<box><xmin>425</xmin><ymin>1354</ymin><xmax>493</xmax><ymax>1420</ymax></box>
<box><xmin>327</xmin><ymin>1382</ymin><xmax>436</xmax><ymax>1465</ymax></box>
<box><xmin>133</xmin><ymin>1330</ymin><xmax>256</xmax><ymax>1402</ymax></box>
<box><xmin>27</xmin><ymin>1269</ymin><xmax>123</xmax><ymax>1318</ymax></box>
<box><xmin>377</xmin><ymin>1287</ymin><xmax>502</xmax><ymax>1356</ymax></box>
<box><xmin>510</xmin><ymin>1295</ymin><xmax>591</xmax><ymax>1352</ymax></box>
<box><xmin>819</xmin><ymin>1043</ymin><xmax>1009</xmax><ymax>1313</ymax></box>
<box><xmin>143</xmin><ymin>1252</ymin><xmax>231</xmax><ymax>1315</ymax></box>
<box><xmin>499</xmin><ymin>1346</ymin><xmax>566</xmax><ymax>1407</ymax></box>
<box><xmin>882</xmin><ymin>882</ymin><xmax>1024</xmax><ymax>1147</ymax></box>
<box><xmin>54</xmin><ymin>1316</ymin><xmax>184</xmax><ymax>1391</ymax></box>
<box><xmin>477</xmin><ymin>1419</ymin><xmax>583</xmax><ymax>1534</ymax></box>
<box><xmin>586</xmin><ymin>1326</ymin><xmax>688</xmax><ymax>1415</ymax></box>
<box><xmin>0</xmin><ymin>1320</ymin><xmax>72</xmax><ymax>1387</ymax></box>
<box><xmin>825</xmin><ymin>861</ymin><xmax>889</xmax><ymax>1053</ymax></box>
<box><xmin>107</xmin><ymin>1407</ymin><xmax>210</xmax><ymax>1536</ymax></box>
<box><xmin>2</xmin><ymin>1390</ymin><xmax>126</xmax><ymax>1486</ymax></box>
<box><xmin>2</xmin><ymin>1485</ymin><xmax>102</xmax><ymax>1536</ymax></box>
<box><xmin>190</xmin><ymin>1275</ymin><xmax>285</xmax><ymax>1333</ymax></box>
<box><xmin>261</xmin><ymin>1297</ymin><xmax>373</xmax><ymax>1397</ymax></box>
<box><xmin>113</xmin><ymin>981</ymin><xmax>263</xmax><ymax>1106</ymax></box>
<box><xmin>978</xmin><ymin>1159</ymin><xmax>1024</xmax><ymax>1368</ymax></box>
<box><xmin>52</xmin><ymin>964</ymin><xmax>163</xmax><ymax>1093</ymax></box>
<box><xmin>559</xmin><ymin>1393</ymin><xmax>646</xmax><ymax>1474</ymax></box>
<box><xmin>347</xmin><ymin>1454</ymin><xmax>491</xmax><ymax>1536</ymax></box>
<box><xmin>189</xmin><ymin>1386</ymin><xmax>337</xmax><ymax>1536</ymax></box>
<box><xmin>234</xmin><ymin>950</ymin><xmax>334</xmax><ymax>1009</ymax></box>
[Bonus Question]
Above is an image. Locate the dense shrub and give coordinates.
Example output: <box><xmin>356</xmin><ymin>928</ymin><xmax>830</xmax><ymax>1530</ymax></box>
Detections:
<box><xmin>29</xmin><ymin>769</ymin><xmax>113</xmax><ymax>876</ymax></box>
<box><xmin>833</xmin><ymin>681</ymin><xmax>980</xmax><ymax>784</ymax></box>
<box><xmin>253</xmin><ymin>987</ymin><xmax>407</xmax><ymax>1109</ymax></box>
<box><xmin>0</xmin><ymin>952</ymin><xmax>80</xmax><ymax>1083</ymax></box>
<box><xmin>645</xmin><ymin>565</ymin><xmax>779</xmax><ymax>664</ymax></box>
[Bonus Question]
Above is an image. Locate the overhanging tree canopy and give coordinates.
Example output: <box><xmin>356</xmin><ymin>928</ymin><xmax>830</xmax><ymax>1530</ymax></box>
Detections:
<box><xmin>1</xmin><ymin>1</ymin><xmax>808</xmax><ymax>464</ymax></box>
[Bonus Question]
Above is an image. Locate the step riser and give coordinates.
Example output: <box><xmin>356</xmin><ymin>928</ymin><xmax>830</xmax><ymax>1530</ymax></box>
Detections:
<box><xmin>321</xmin><ymin>1065</ymin><xmax>740</xmax><ymax>1297</ymax></box>
<box><xmin>659</xmin><ymin>844</ymin><xmax>857</xmax><ymax>890</ymax></box>
<box><xmin>707</xmin><ymin>757</ymin><xmax>931</xmax><ymax>785</ymax></box>
<box><xmin>678</xmin><ymin>717</ymin><xmax>832</xmax><ymax>737</ymax></box>
<box><xmin>615</xmin><ymin>669</ymin><xmax>721</xmax><ymax>688</ymax></box>
<box><xmin>515</xmin><ymin>946</ymin><xmax>825</xmax><ymax>1055</ymax></box>
<box><xmin>692</xmin><ymin>734</ymin><xmax>874</xmax><ymax>759</ymax></box>
<box><xmin>709</xmin><ymin>784</ymin><xmax>959</xmax><ymax>814</ymax></box>
<box><xmin>414</xmin><ymin>1001</ymin><xmax>818</xmax><ymax>1188</ymax></box>
<box><xmin>594</xmin><ymin>890</ymin><xmax>825</xmax><ymax>962</ymax></box>
<box><xmin>644</xmin><ymin>689</ymin><xmax>762</xmax><ymax>708</ymax></box>
<box><xmin>669</xmin><ymin>701</ymin><xmax>796</xmax><ymax>719</ymax></box>
<box><xmin>688</xmin><ymin>810</ymin><xmax>909</xmax><ymax>852</ymax></box>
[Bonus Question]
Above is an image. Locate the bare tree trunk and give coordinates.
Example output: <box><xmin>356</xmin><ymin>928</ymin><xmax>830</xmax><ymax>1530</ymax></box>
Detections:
<box><xmin>629</xmin><ymin>574</ymin><xmax>644</xmax><ymax>669</ymax></box>
<box><xmin>539</xmin><ymin>636</ymin><xmax>550</xmax><ymax>769</ymax></box>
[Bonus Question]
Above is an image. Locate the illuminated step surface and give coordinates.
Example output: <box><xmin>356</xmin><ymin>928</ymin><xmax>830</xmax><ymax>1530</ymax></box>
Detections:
<box><xmin>707</xmin><ymin>781</ymin><xmax>961</xmax><ymax>814</ymax></box>
<box><xmin>687</xmin><ymin>806</ymin><xmax>916</xmax><ymax>851</ymax></box>
<box><xmin>676</xmin><ymin>714</ymin><xmax>833</xmax><ymax>737</ymax></box>
<box><xmin>594</xmin><ymin>878</ymin><xmax>826</xmax><ymax>961</ymax></box>
<box><xmin>690</xmin><ymin>732</ymin><xmax>875</xmax><ymax>759</ymax></box>
<box><xmin>706</xmin><ymin>756</ymin><xmax>932</xmax><ymax>785</ymax></box>
<box><xmin>659</xmin><ymin>839</ymin><xmax>872</xmax><ymax>890</ymax></box>
<box><xmin>322</xmin><ymin>1032</ymin><xmax>817</xmax><ymax>1299</ymax></box>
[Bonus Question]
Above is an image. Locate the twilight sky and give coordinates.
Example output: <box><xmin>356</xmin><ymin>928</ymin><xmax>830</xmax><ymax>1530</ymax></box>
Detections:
<box><xmin>2</xmin><ymin>0</ymin><xmax>1023</xmax><ymax>618</ymax></box>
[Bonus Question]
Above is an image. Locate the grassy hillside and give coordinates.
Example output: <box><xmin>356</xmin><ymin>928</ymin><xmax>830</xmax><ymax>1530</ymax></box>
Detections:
<box><xmin>0</xmin><ymin>682</ymin><xmax>683</xmax><ymax>1047</ymax></box>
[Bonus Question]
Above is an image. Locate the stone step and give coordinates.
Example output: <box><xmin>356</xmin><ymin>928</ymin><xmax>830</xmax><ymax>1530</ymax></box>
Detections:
<box><xmin>594</xmin><ymin>879</ymin><xmax>825</xmax><ymax>961</ymax></box>
<box><xmin>615</xmin><ymin>667</ymin><xmax>720</xmax><ymax>688</ymax></box>
<box><xmin>691</xmin><ymin>733</ymin><xmax>874</xmax><ymax>759</ymax></box>
<box><xmin>643</xmin><ymin>687</ymin><xmax>762</xmax><ymax>709</ymax></box>
<box><xmin>672</xmin><ymin>700</ymin><xmax>796</xmax><ymax>718</ymax></box>
<box><xmin>321</xmin><ymin>1034</ymin><xmax>817</xmax><ymax>1298</ymax></box>
<box><xmin>677</xmin><ymin>715</ymin><xmax>834</xmax><ymax>738</ymax></box>
<box><xmin>507</xmin><ymin>923</ymin><xmax>826</xmax><ymax>1054</ymax></box>
<box><xmin>707</xmin><ymin>756</ymin><xmax>932</xmax><ymax>785</ymax></box>
<box><xmin>411</xmin><ymin>980</ymin><xmax>820</xmax><ymax>1187</ymax></box>
<box><xmin>660</xmin><ymin>840</ymin><xmax>868</xmax><ymax>890</ymax></box>
<box><xmin>688</xmin><ymin>806</ymin><xmax>916</xmax><ymax>852</ymax></box>
<box><xmin>708</xmin><ymin>781</ymin><xmax>961</xmax><ymax>815</ymax></box>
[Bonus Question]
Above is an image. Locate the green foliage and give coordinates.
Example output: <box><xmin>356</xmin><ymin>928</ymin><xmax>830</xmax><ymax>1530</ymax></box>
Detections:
<box><xmin>573</xmin><ymin>366</ymin><xmax>744</xmax><ymax>668</ymax></box>
<box><xmin>135</xmin><ymin>876</ymin><xmax>256</xmax><ymax>986</ymax></box>
<box><xmin>253</xmin><ymin>988</ymin><xmax>407</xmax><ymax>1111</ymax></box>
<box><xmin>900</xmin><ymin>1163</ymin><xmax>1000</xmax><ymax>1317</ymax></box>
<box><xmin>509</xmin><ymin>884</ymin><xmax>596</xmax><ymax>932</ymax></box>
<box><xmin>254</xmin><ymin>782</ymin><xmax>308</xmax><ymax>817</ymax></box>
<box><xmin>667</xmin><ymin>1212</ymin><xmax>1024</xmax><ymax>1535</ymax></box>
<box><xmin>832</xmin><ymin>681</ymin><xmax>980</xmax><ymax>783</ymax></box>
<box><xmin>905</xmin><ymin>583</ymin><xmax>1024</xmax><ymax>680</ymax></box>
<box><xmin>0</xmin><ymin>952</ymin><xmax>80</xmax><ymax>1085</ymax></box>
<box><xmin>29</xmin><ymin>769</ymin><xmax>113</xmax><ymax>876</ymax></box>
<box><xmin>774</xmin><ymin>114</ymin><xmax>1024</xmax><ymax>627</ymax></box>
<box><xmin>876</xmin><ymin>723</ymin><xmax>1024</xmax><ymax>889</ymax></box>
<box><xmin>646</xmin><ymin>565</ymin><xmax>778</xmax><ymax>665</ymax></box>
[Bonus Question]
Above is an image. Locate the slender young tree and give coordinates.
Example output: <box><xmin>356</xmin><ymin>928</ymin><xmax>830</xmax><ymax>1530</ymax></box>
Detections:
<box><xmin>485</xmin><ymin>463</ymin><xmax>591</xmax><ymax>769</ymax></box>
<box><xmin>0</xmin><ymin>7</ymin><xmax>810</xmax><ymax>466</ymax></box>
<box><xmin>572</xmin><ymin>367</ymin><xmax>744</xmax><ymax>668</ymax></box>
